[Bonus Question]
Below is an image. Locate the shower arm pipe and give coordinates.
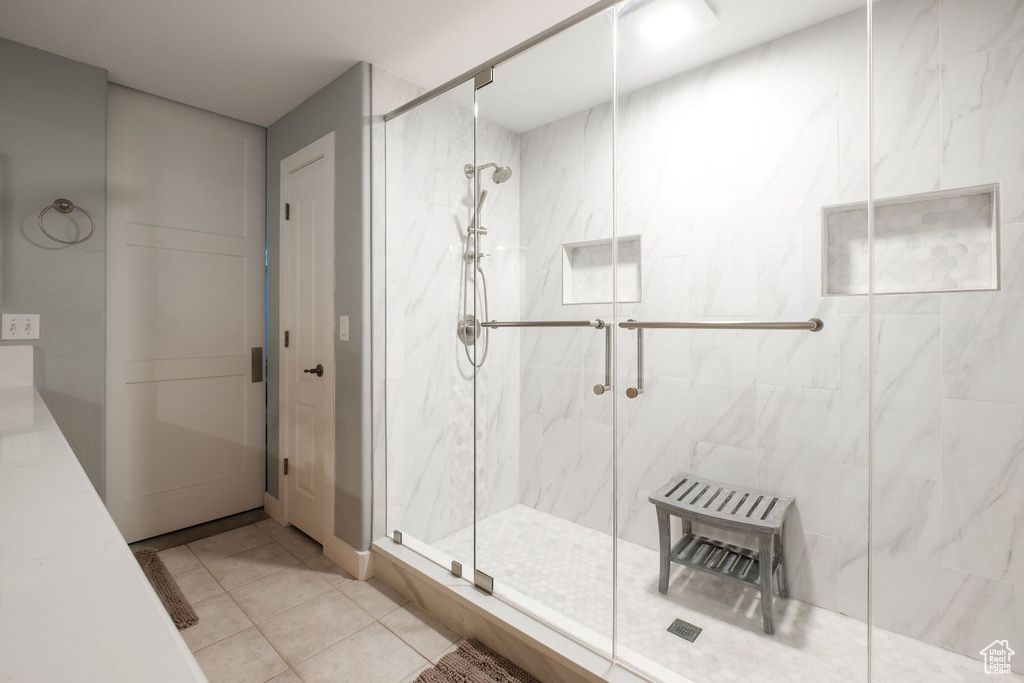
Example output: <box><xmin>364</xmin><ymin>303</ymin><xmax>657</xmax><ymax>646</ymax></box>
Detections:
<box><xmin>480</xmin><ymin>319</ymin><xmax>606</xmax><ymax>329</ymax></box>
<box><xmin>618</xmin><ymin>318</ymin><xmax>824</xmax><ymax>332</ymax></box>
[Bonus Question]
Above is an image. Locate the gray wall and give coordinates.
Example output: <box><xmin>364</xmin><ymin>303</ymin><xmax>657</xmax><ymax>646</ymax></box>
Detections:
<box><xmin>0</xmin><ymin>37</ymin><xmax>107</xmax><ymax>496</ymax></box>
<box><xmin>267</xmin><ymin>62</ymin><xmax>373</xmax><ymax>550</ymax></box>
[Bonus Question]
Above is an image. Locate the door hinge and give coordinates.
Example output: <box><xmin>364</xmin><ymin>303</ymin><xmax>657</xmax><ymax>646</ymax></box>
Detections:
<box><xmin>285</xmin><ymin>203</ymin><xmax>290</xmax><ymax>220</ymax></box>
<box><xmin>283</xmin><ymin>458</ymin><xmax>289</xmax><ymax>475</ymax></box>
<box><xmin>284</xmin><ymin>330</ymin><xmax>289</xmax><ymax>348</ymax></box>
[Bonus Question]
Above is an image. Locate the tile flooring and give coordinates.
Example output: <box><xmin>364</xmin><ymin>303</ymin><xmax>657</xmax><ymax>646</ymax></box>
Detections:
<box><xmin>162</xmin><ymin>520</ymin><xmax>461</xmax><ymax>683</ymax></box>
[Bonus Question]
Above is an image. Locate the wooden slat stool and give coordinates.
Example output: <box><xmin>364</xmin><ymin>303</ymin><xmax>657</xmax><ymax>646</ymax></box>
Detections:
<box><xmin>650</xmin><ymin>474</ymin><xmax>795</xmax><ymax>634</ymax></box>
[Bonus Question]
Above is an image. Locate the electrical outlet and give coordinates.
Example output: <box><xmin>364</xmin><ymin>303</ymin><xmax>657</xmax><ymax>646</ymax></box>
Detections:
<box><xmin>1</xmin><ymin>314</ymin><xmax>40</xmax><ymax>340</ymax></box>
<box><xmin>339</xmin><ymin>315</ymin><xmax>349</xmax><ymax>342</ymax></box>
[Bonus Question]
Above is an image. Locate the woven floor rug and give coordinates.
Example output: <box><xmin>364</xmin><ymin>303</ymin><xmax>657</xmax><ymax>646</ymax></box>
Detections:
<box><xmin>133</xmin><ymin>548</ymin><xmax>199</xmax><ymax>630</ymax></box>
<box><xmin>414</xmin><ymin>639</ymin><xmax>543</xmax><ymax>683</ymax></box>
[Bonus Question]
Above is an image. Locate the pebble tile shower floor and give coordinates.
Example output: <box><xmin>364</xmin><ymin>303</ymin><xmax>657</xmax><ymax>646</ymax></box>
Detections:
<box><xmin>434</xmin><ymin>505</ymin><xmax>1022</xmax><ymax>683</ymax></box>
<box><xmin>159</xmin><ymin>520</ymin><xmax>461</xmax><ymax>683</ymax></box>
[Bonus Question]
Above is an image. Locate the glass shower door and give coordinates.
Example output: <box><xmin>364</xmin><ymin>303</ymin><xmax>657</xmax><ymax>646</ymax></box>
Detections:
<box><xmin>612</xmin><ymin>1</ymin><xmax>872</xmax><ymax>681</ymax></box>
<box><xmin>869</xmin><ymin>1</ymin><xmax>1024</xmax><ymax>679</ymax></box>
<box><xmin>384</xmin><ymin>78</ymin><xmax>478</xmax><ymax>577</ymax></box>
<box><xmin>471</xmin><ymin>8</ymin><xmax>618</xmax><ymax>654</ymax></box>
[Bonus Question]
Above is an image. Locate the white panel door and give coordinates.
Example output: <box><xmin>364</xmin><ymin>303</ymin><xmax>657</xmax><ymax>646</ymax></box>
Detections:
<box><xmin>106</xmin><ymin>85</ymin><xmax>266</xmax><ymax>543</ymax></box>
<box><xmin>279</xmin><ymin>134</ymin><xmax>335</xmax><ymax>543</ymax></box>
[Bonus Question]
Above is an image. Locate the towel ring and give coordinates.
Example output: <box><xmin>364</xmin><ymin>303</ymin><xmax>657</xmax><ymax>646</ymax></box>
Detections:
<box><xmin>38</xmin><ymin>198</ymin><xmax>95</xmax><ymax>245</ymax></box>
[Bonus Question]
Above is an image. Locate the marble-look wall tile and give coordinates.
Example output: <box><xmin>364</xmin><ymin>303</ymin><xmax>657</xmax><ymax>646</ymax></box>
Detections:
<box><xmin>690</xmin><ymin>441</ymin><xmax>756</xmax><ymax>489</ymax></box>
<box><xmin>836</xmin><ymin>8</ymin><xmax>870</xmax><ymax>203</ymax></box>
<box><xmin>686</xmin><ymin>186</ymin><xmax>757</xmax><ymax>318</ymax></box>
<box><xmin>752</xmin><ymin>96</ymin><xmax>839</xmax><ymax>248</ymax></box>
<box><xmin>939</xmin><ymin>567</ymin><xmax>1024</xmax><ymax>674</ymax></box>
<box><xmin>871</xmin><ymin>471</ymin><xmax>943</xmax><ymax>643</ymax></box>
<box><xmin>873</xmin><ymin>146</ymin><xmax>941</xmax><ymax>198</ymax></box>
<box><xmin>941</xmin><ymin>397</ymin><xmax>1024</xmax><ymax>586</ymax></box>
<box><xmin>839</xmin><ymin>314</ymin><xmax>869</xmax><ymax>468</ymax></box>
<box><xmin>787</xmin><ymin>531</ymin><xmax>840</xmax><ymax>611</ymax></box>
<box><xmin>872</xmin><ymin>0</ymin><xmax>940</xmax><ymax>156</ymax></box>
<box><xmin>872</xmin><ymin>314</ymin><xmax>941</xmax><ymax>479</ymax></box>
<box><xmin>756</xmin><ymin>385</ymin><xmax>840</xmax><ymax>538</ymax></box>
<box><xmin>403</xmin><ymin>315</ymin><xmax>456</xmax><ymax>433</ymax></box>
<box><xmin>838</xmin><ymin>464</ymin><xmax>868</xmax><ymax>620</ymax></box>
<box><xmin>941</xmin><ymin>225</ymin><xmax>1024</xmax><ymax>403</ymax></box>
<box><xmin>403</xmin><ymin>426</ymin><xmax>453</xmax><ymax>543</ymax></box>
<box><xmin>755</xmin><ymin>20</ymin><xmax>838</xmax><ymax>111</ymax></box>
<box><xmin>941</xmin><ymin>42</ymin><xmax>1024</xmax><ymax>224</ymax></box>
<box><xmin>939</xmin><ymin>0</ymin><xmax>1024</xmax><ymax>63</ymax></box>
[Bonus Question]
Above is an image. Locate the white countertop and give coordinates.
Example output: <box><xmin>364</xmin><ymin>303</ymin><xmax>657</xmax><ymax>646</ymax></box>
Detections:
<box><xmin>0</xmin><ymin>386</ymin><xmax>208</xmax><ymax>683</ymax></box>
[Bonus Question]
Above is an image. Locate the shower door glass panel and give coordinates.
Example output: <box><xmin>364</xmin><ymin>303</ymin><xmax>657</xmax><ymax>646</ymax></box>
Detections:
<box><xmin>384</xmin><ymin>79</ymin><xmax>478</xmax><ymax>576</ymax></box>
<box><xmin>870</xmin><ymin>2</ymin><xmax>1024</xmax><ymax>679</ymax></box>
<box><xmin>613</xmin><ymin>1</ymin><xmax>871</xmax><ymax>680</ymax></box>
<box><xmin>470</xmin><ymin>9</ymin><xmax>617</xmax><ymax>653</ymax></box>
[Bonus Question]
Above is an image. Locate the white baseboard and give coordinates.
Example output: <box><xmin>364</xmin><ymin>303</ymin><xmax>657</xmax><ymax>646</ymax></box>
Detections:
<box><xmin>263</xmin><ymin>492</ymin><xmax>283</xmax><ymax>524</ymax></box>
<box><xmin>324</xmin><ymin>533</ymin><xmax>373</xmax><ymax>580</ymax></box>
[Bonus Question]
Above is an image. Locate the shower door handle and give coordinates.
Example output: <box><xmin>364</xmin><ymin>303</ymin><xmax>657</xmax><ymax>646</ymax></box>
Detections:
<box><xmin>625</xmin><ymin>320</ymin><xmax>644</xmax><ymax>399</ymax></box>
<box><xmin>593</xmin><ymin>323</ymin><xmax>612</xmax><ymax>395</ymax></box>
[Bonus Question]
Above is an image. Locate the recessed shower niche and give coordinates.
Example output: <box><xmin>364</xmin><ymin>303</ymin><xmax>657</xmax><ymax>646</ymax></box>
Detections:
<box><xmin>823</xmin><ymin>184</ymin><xmax>999</xmax><ymax>296</ymax></box>
<box><xmin>561</xmin><ymin>235</ymin><xmax>642</xmax><ymax>305</ymax></box>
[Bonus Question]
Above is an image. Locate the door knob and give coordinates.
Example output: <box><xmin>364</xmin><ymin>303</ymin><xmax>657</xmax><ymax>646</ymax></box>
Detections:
<box><xmin>303</xmin><ymin>364</ymin><xmax>324</xmax><ymax>377</ymax></box>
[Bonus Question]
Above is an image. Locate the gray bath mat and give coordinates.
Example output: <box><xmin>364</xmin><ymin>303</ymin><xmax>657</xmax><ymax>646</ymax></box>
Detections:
<box><xmin>133</xmin><ymin>548</ymin><xmax>199</xmax><ymax>630</ymax></box>
<box><xmin>414</xmin><ymin>639</ymin><xmax>542</xmax><ymax>683</ymax></box>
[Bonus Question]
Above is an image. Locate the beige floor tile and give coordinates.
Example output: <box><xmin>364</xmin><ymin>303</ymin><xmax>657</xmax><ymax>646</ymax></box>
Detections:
<box><xmin>294</xmin><ymin>622</ymin><xmax>429</xmax><ymax>683</ymax></box>
<box><xmin>157</xmin><ymin>545</ymin><xmax>201</xmax><ymax>575</ymax></box>
<box><xmin>258</xmin><ymin>591</ymin><xmax>374</xmax><ymax>666</ymax></box>
<box><xmin>189</xmin><ymin>525</ymin><xmax>273</xmax><ymax>564</ymax></box>
<box><xmin>206</xmin><ymin>542</ymin><xmax>300</xmax><ymax>590</ymax></box>
<box><xmin>181</xmin><ymin>594</ymin><xmax>252</xmax><ymax>652</ymax></box>
<box><xmin>341</xmin><ymin>577</ymin><xmax>408</xmax><ymax>618</ymax></box>
<box><xmin>400</xmin><ymin>664</ymin><xmax>430</xmax><ymax>682</ymax></box>
<box><xmin>230</xmin><ymin>565</ymin><xmax>332</xmax><ymax>623</ymax></box>
<box><xmin>303</xmin><ymin>554</ymin><xmax>354</xmax><ymax>589</ymax></box>
<box><xmin>256</xmin><ymin>519</ymin><xmax>322</xmax><ymax>560</ymax></box>
<box><xmin>267</xmin><ymin>672</ymin><xmax>301</xmax><ymax>683</ymax></box>
<box><xmin>193</xmin><ymin>627</ymin><xmax>288</xmax><ymax>683</ymax></box>
<box><xmin>380</xmin><ymin>604</ymin><xmax>461</xmax><ymax>661</ymax></box>
<box><xmin>175</xmin><ymin>566</ymin><xmax>225</xmax><ymax>603</ymax></box>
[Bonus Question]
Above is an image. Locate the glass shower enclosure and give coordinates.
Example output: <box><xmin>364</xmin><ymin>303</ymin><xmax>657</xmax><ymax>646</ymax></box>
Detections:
<box><xmin>384</xmin><ymin>0</ymin><xmax>1024</xmax><ymax>681</ymax></box>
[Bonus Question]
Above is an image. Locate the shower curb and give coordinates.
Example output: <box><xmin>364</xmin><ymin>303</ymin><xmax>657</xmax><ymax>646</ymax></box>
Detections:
<box><xmin>372</xmin><ymin>538</ymin><xmax>668</xmax><ymax>683</ymax></box>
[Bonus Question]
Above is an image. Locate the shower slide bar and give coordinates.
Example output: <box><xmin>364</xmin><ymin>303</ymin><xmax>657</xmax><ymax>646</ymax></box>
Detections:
<box><xmin>620</xmin><ymin>318</ymin><xmax>824</xmax><ymax>398</ymax></box>
<box><xmin>481</xmin><ymin>319</ymin><xmax>612</xmax><ymax>395</ymax></box>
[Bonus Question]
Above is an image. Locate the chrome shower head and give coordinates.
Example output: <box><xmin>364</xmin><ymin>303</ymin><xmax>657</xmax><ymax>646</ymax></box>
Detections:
<box><xmin>491</xmin><ymin>165</ymin><xmax>513</xmax><ymax>184</ymax></box>
<box><xmin>464</xmin><ymin>162</ymin><xmax>513</xmax><ymax>184</ymax></box>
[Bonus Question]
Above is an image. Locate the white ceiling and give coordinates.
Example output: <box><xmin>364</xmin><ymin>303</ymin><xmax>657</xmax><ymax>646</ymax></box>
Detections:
<box><xmin>0</xmin><ymin>0</ymin><xmax>596</xmax><ymax>126</ymax></box>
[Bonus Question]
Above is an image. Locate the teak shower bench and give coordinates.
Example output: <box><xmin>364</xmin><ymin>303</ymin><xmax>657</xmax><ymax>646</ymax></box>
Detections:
<box><xmin>650</xmin><ymin>474</ymin><xmax>795</xmax><ymax>634</ymax></box>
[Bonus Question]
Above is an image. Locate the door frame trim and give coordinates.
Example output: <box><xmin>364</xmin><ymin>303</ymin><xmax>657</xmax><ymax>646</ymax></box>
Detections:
<box><xmin>278</xmin><ymin>131</ymin><xmax>336</xmax><ymax>546</ymax></box>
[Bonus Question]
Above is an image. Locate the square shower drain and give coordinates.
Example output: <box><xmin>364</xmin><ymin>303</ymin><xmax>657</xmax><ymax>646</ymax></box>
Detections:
<box><xmin>667</xmin><ymin>618</ymin><xmax>702</xmax><ymax>642</ymax></box>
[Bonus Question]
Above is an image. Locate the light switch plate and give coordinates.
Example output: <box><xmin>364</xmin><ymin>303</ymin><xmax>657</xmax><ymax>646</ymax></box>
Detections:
<box><xmin>1</xmin><ymin>314</ymin><xmax>40</xmax><ymax>340</ymax></box>
<box><xmin>339</xmin><ymin>315</ymin><xmax>350</xmax><ymax>341</ymax></box>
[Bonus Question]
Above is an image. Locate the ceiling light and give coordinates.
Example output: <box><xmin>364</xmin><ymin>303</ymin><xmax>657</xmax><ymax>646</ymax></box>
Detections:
<box><xmin>620</xmin><ymin>0</ymin><xmax>718</xmax><ymax>48</ymax></box>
